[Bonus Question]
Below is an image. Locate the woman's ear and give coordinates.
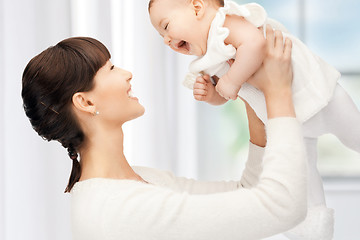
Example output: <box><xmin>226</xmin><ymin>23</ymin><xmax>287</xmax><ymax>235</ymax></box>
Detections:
<box><xmin>191</xmin><ymin>0</ymin><xmax>205</xmax><ymax>18</ymax></box>
<box><xmin>72</xmin><ymin>92</ymin><xmax>96</xmax><ymax>115</ymax></box>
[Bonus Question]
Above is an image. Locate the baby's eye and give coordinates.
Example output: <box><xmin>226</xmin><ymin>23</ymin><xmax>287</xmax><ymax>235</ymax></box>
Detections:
<box><xmin>164</xmin><ymin>23</ymin><xmax>169</xmax><ymax>30</ymax></box>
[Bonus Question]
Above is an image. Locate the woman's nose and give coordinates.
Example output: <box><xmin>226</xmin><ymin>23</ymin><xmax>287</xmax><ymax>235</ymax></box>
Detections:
<box><xmin>124</xmin><ymin>71</ymin><xmax>132</xmax><ymax>82</ymax></box>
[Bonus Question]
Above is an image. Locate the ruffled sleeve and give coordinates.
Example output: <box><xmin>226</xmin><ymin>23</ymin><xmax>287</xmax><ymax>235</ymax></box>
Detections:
<box><xmin>185</xmin><ymin>1</ymin><xmax>268</xmax><ymax>89</ymax></box>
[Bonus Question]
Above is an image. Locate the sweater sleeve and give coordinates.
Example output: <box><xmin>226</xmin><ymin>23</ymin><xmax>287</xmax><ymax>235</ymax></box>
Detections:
<box><xmin>239</xmin><ymin>142</ymin><xmax>265</xmax><ymax>188</ymax></box>
<box><xmin>94</xmin><ymin>117</ymin><xmax>307</xmax><ymax>240</ymax></box>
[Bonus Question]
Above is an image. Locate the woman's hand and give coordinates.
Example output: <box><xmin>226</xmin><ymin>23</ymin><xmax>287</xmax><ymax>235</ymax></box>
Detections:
<box><xmin>248</xmin><ymin>25</ymin><xmax>295</xmax><ymax>119</ymax></box>
<box><xmin>247</xmin><ymin>25</ymin><xmax>293</xmax><ymax>96</ymax></box>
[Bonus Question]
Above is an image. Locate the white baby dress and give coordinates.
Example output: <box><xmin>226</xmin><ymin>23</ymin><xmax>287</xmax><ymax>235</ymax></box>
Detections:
<box><xmin>183</xmin><ymin>0</ymin><xmax>341</xmax><ymax>124</ymax></box>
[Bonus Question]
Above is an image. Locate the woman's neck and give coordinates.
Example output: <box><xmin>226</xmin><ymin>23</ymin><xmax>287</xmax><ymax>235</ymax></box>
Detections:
<box><xmin>78</xmin><ymin>126</ymin><xmax>143</xmax><ymax>182</ymax></box>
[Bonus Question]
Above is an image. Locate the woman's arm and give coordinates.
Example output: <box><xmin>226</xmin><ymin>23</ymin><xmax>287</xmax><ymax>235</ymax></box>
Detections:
<box><xmin>239</xmin><ymin>26</ymin><xmax>298</xmax><ymax>192</ymax></box>
<box><xmin>236</xmin><ymin>100</ymin><xmax>267</xmax><ymax>188</ymax></box>
<box><xmin>245</xmin><ymin>100</ymin><xmax>266</xmax><ymax>147</ymax></box>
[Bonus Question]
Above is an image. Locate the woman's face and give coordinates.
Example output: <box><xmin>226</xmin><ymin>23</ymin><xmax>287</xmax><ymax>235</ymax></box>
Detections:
<box><xmin>88</xmin><ymin>60</ymin><xmax>145</xmax><ymax>125</ymax></box>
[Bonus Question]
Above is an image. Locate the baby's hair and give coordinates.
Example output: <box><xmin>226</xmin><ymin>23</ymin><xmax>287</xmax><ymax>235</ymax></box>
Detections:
<box><xmin>148</xmin><ymin>0</ymin><xmax>224</xmax><ymax>12</ymax></box>
<box><xmin>22</xmin><ymin>37</ymin><xmax>111</xmax><ymax>193</ymax></box>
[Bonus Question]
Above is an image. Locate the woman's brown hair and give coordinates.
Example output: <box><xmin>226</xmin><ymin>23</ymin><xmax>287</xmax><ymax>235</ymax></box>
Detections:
<box><xmin>22</xmin><ymin>37</ymin><xmax>111</xmax><ymax>192</ymax></box>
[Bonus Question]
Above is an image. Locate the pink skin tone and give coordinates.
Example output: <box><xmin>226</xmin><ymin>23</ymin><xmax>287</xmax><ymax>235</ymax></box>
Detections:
<box><xmin>149</xmin><ymin>0</ymin><xmax>266</xmax><ymax>102</ymax></box>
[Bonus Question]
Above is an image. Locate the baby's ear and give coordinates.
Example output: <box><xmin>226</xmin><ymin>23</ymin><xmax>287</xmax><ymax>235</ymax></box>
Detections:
<box><xmin>191</xmin><ymin>0</ymin><xmax>205</xmax><ymax>18</ymax></box>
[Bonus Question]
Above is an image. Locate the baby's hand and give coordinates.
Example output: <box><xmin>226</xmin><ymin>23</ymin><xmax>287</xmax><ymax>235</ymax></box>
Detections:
<box><xmin>215</xmin><ymin>74</ymin><xmax>240</xmax><ymax>100</ymax></box>
<box><xmin>193</xmin><ymin>75</ymin><xmax>217</xmax><ymax>102</ymax></box>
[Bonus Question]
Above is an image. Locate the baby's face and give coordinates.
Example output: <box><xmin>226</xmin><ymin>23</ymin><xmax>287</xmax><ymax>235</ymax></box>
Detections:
<box><xmin>149</xmin><ymin>0</ymin><xmax>208</xmax><ymax>56</ymax></box>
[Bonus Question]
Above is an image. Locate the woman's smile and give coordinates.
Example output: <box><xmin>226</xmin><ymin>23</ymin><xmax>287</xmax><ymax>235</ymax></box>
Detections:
<box><xmin>127</xmin><ymin>86</ymin><xmax>138</xmax><ymax>101</ymax></box>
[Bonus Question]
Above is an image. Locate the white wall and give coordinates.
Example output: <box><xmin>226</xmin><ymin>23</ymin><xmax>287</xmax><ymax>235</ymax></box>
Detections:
<box><xmin>0</xmin><ymin>0</ymin><xmax>5</xmax><ymax>238</ymax></box>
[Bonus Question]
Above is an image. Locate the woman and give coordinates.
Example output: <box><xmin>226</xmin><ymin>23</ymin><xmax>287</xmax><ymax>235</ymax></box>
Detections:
<box><xmin>22</xmin><ymin>27</ymin><xmax>306</xmax><ymax>239</ymax></box>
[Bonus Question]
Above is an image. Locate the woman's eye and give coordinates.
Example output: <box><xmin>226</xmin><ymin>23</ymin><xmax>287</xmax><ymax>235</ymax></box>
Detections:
<box><xmin>110</xmin><ymin>65</ymin><xmax>115</xmax><ymax>70</ymax></box>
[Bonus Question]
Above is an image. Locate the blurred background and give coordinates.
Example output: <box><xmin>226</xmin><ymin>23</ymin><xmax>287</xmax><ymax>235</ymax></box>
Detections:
<box><xmin>0</xmin><ymin>0</ymin><xmax>359</xmax><ymax>239</ymax></box>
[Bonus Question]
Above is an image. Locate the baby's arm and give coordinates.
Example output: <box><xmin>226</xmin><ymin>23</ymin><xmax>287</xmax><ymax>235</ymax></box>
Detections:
<box><xmin>193</xmin><ymin>75</ymin><xmax>228</xmax><ymax>105</ymax></box>
<box><xmin>216</xmin><ymin>15</ymin><xmax>266</xmax><ymax>100</ymax></box>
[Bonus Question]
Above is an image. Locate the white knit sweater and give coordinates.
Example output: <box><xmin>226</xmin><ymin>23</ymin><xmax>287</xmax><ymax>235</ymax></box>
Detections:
<box><xmin>71</xmin><ymin>118</ymin><xmax>306</xmax><ymax>240</ymax></box>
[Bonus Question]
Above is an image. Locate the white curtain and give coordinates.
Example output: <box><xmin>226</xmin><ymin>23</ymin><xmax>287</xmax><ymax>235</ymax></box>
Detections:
<box><xmin>1</xmin><ymin>1</ymin><xmax>73</xmax><ymax>239</ymax></box>
<box><xmin>0</xmin><ymin>0</ymin><xmax>4</xmax><ymax>237</ymax></box>
<box><xmin>1</xmin><ymin>0</ymin><xmax>198</xmax><ymax>239</ymax></box>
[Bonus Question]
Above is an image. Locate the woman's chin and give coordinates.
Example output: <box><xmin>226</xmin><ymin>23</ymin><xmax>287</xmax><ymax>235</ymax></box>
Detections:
<box><xmin>138</xmin><ymin>106</ymin><xmax>145</xmax><ymax>117</ymax></box>
<box><xmin>129</xmin><ymin>106</ymin><xmax>145</xmax><ymax>121</ymax></box>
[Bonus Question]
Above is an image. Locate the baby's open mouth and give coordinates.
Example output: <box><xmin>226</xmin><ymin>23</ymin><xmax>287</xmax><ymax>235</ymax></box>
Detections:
<box><xmin>177</xmin><ymin>40</ymin><xmax>189</xmax><ymax>51</ymax></box>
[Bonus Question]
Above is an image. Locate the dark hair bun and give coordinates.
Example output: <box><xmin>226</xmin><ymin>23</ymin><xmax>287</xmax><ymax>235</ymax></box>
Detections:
<box><xmin>21</xmin><ymin>37</ymin><xmax>111</xmax><ymax>192</ymax></box>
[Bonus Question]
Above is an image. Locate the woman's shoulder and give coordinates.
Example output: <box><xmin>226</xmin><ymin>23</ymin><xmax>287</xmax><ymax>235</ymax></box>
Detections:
<box><xmin>133</xmin><ymin>166</ymin><xmax>179</xmax><ymax>188</ymax></box>
<box><xmin>70</xmin><ymin>166</ymin><xmax>177</xmax><ymax>195</ymax></box>
<box><xmin>70</xmin><ymin>177</ymin><xmax>140</xmax><ymax>197</ymax></box>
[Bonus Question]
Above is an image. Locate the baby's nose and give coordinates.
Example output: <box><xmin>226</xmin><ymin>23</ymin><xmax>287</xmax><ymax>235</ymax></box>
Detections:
<box><xmin>163</xmin><ymin>36</ymin><xmax>171</xmax><ymax>46</ymax></box>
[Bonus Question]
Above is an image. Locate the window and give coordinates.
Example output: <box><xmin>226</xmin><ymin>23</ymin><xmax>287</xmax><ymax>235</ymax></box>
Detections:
<box><xmin>197</xmin><ymin>0</ymin><xmax>360</xmax><ymax>180</ymax></box>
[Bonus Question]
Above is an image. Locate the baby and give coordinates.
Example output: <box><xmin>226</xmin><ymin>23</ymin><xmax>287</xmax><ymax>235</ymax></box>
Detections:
<box><xmin>149</xmin><ymin>0</ymin><xmax>360</xmax><ymax>239</ymax></box>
